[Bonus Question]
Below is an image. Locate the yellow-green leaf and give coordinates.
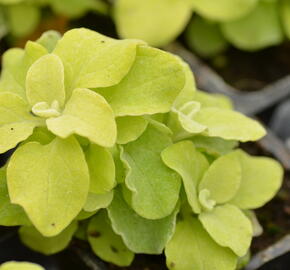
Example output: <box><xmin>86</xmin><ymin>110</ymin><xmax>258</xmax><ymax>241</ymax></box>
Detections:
<box><xmin>97</xmin><ymin>46</ymin><xmax>185</xmax><ymax>116</ymax></box>
<box><xmin>116</xmin><ymin>116</ymin><xmax>148</xmax><ymax>144</ymax></box>
<box><xmin>53</xmin><ymin>28</ymin><xmax>141</xmax><ymax>97</ymax></box>
<box><xmin>108</xmin><ymin>189</ymin><xmax>178</xmax><ymax>254</ymax></box>
<box><xmin>0</xmin><ymin>92</ymin><xmax>41</xmax><ymax>154</ymax></box>
<box><xmin>199</xmin><ymin>151</ymin><xmax>241</xmax><ymax>204</ymax></box>
<box><xmin>194</xmin><ymin>107</ymin><xmax>266</xmax><ymax>142</ymax></box>
<box><xmin>165</xmin><ymin>216</ymin><xmax>237</xmax><ymax>270</ymax></box>
<box><xmin>122</xmin><ymin>124</ymin><xmax>181</xmax><ymax>219</ymax></box>
<box><xmin>88</xmin><ymin>210</ymin><xmax>134</xmax><ymax>267</ymax></box>
<box><xmin>47</xmin><ymin>88</ymin><xmax>117</xmax><ymax>147</ymax></box>
<box><xmin>229</xmin><ymin>150</ymin><xmax>283</xmax><ymax>209</ymax></box>
<box><xmin>19</xmin><ymin>221</ymin><xmax>77</xmax><ymax>255</ymax></box>
<box><xmin>161</xmin><ymin>141</ymin><xmax>209</xmax><ymax>213</ymax></box>
<box><xmin>114</xmin><ymin>0</ymin><xmax>192</xmax><ymax>47</ymax></box>
<box><xmin>191</xmin><ymin>0</ymin><xmax>258</xmax><ymax>22</ymax></box>
<box><xmin>26</xmin><ymin>54</ymin><xmax>65</xmax><ymax>107</ymax></box>
<box><xmin>0</xmin><ymin>262</ymin><xmax>44</xmax><ymax>270</ymax></box>
<box><xmin>199</xmin><ymin>204</ymin><xmax>252</xmax><ymax>257</ymax></box>
<box><xmin>85</xmin><ymin>144</ymin><xmax>116</xmax><ymax>194</ymax></box>
<box><xmin>7</xmin><ymin>136</ymin><xmax>89</xmax><ymax>236</ymax></box>
<box><xmin>83</xmin><ymin>191</ymin><xmax>114</xmax><ymax>212</ymax></box>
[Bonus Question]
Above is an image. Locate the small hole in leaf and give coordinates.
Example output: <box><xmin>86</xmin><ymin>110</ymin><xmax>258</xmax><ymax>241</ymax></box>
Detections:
<box><xmin>110</xmin><ymin>245</ymin><xmax>118</xmax><ymax>253</ymax></box>
<box><xmin>89</xmin><ymin>231</ymin><xmax>101</xmax><ymax>238</ymax></box>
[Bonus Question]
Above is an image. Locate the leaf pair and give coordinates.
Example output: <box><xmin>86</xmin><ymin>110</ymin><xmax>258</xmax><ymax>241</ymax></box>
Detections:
<box><xmin>162</xmin><ymin>141</ymin><xmax>283</xmax><ymax>267</ymax></box>
<box><xmin>169</xmin><ymin>92</ymin><xmax>266</xmax><ymax>142</ymax></box>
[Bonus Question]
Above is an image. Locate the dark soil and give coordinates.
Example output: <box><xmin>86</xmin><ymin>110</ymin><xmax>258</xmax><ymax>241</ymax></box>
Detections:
<box><xmin>185</xmin><ymin>42</ymin><xmax>290</xmax><ymax>92</ymax></box>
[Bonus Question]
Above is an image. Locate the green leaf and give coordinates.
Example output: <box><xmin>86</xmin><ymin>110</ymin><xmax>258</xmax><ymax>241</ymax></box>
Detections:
<box><xmin>198</xmin><ymin>151</ymin><xmax>241</xmax><ymax>204</ymax></box>
<box><xmin>161</xmin><ymin>141</ymin><xmax>209</xmax><ymax>214</ymax></box>
<box><xmin>19</xmin><ymin>221</ymin><xmax>77</xmax><ymax>255</ymax></box>
<box><xmin>0</xmin><ymin>167</ymin><xmax>30</xmax><ymax>226</ymax></box>
<box><xmin>165</xmin><ymin>216</ymin><xmax>237</xmax><ymax>270</ymax></box>
<box><xmin>191</xmin><ymin>135</ymin><xmax>238</xmax><ymax>156</ymax></box>
<box><xmin>97</xmin><ymin>46</ymin><xmax>185</xmax><ymax>117</ymax></box>
<box><xmin>0</xmin><ymin>42</ymin><xmax>47</xmax><ymax>99</ymax></box>
<box><xmin>199</xmin><ymin>204</ymin><xmax>252</xmax><ymax>256</ymax></box>
<box><xmin>281</xmin><ymin>0</ymin><xmax>290</xmax><ymax>39</ymax></box>
<box><xmin>229</xmin><ymin>150</ymin><xmax>283</xmax><ymax>209</ymax></box>
<box><xmin>7</xmin><ymin>136</ymin><xmax>89</xmax><ymax>236</ymax></box>
<box><xmin>7</xmin><ymin>3</ymin><xmax>40</xmax><ymax>37</ymax></box>
<box><xmin>26</xmin><ymin>54</ymin><xmax>65</xmax><ymax>107</ymax></box>
<box><xmin>51</xmin><ymin>0</ymin><xmax>108</xmax><ymax>18</ymax></box>
<box><xmin>173</xmin><ymin>61</ymin><xmax>196</xmax><ymax>109</ymax></box>
<box><xmin>0</xmin><ymin>92</ymin><xmax>41</xmax><ymax>154</ymax></box>
<box><xmin>24</xmin><ymin>127</ymin><xmax>55</xmax><ymax>145</ymax></box>
<box><xmin>47</xmin><ymin>88</ymin><xmax>117</xmax><ymax>147</ymax></box>
<box><xmin>53</xmin><ymin>28</ymin><xmax>141</xmax><ymax>97</ymax></box>
<box><xmin>111</xmin><ymin>146</ymin><xmax>127</xmax><ymax>184</ymax></box>
<box><xmin>194</xmin><ymin>90</ymin><xmax>233</xmax><ymax>109</ymax></box>
<box><xmin>88</xmin><ymin>210</ymin><xmax>134</xmax><ymax>267</ymax></box>
<box><xmin>116</xmin><ymin>116</ymin><xmax>148</xmax><ymax>144</ymax></box>
<box><xmin>36</xmin><ymin>30</ymin><xmax>61</xmax><ymax>53</ymax></box>
<box><xmin>83</xmin><ymin>191</ymin><xmax>114</xmax><ymax>212</ymax></box>
<box><xmin>194</xmin><ymin>108</ymin><xmax>266</xmax><ymax>142</ymax></box>
<box><xmin>221</xmin><ymin>0</ymin><xmax>283</xmax><ymax>51</ymax></box>
<box><xmin>191</xmin><ymin>0</ymin><xmax>258</xmax><ymax>22</ymax></box>
<box><xmin>172</xmin><ymin>101</ymin><xmax>207</xmax><ymax>135</ymax></box>
<box><xmin>108</xmin><ymin>189</ymin><xmax>178</xmax><ymax>254</ymax></box>
<box><xmin>114</xmin><ymin>0</ymin><xmax>192</xmax><ymax>47</ymax></box>
<box><xmin>186</xmin><ymin>17</ymin><xmax>228</xmax><ymax>58</ymax></box>
<box><xmin>121</xmin><ymin>124</ymin><xmax>181</xmax><ymax>219</ymax></box>
<box><xmin>0</xmin><ymin>262</ymin><xmax>44</xmax><ymax>270</ymax></box>
<box><xmin>85</xmin><ymin>144</ymin><xmax>116</xmax><ymax>194</ymax></box>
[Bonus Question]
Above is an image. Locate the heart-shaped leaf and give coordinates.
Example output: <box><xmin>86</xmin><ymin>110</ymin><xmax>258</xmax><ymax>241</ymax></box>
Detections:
<box><xmin>108</xmin><ymin>189</ymin><xmax>178</xmax><ymax>254</ymax></box>
<box><xmin>199</xmin><ymin>151</ymin><xmax>241</xmax><ymax>204</ymax></box>
<box><xmin>97</xmin><ymin>46</ymin><xmax>185</xmax><ymax>117</ymax></box>
<box><xmin>229</xmin><ymin>150</ymin><xmax>283</xmax><ymax>209</ymax></box>
<box><xmin>121</xmin><ymin>124</ymin><xmax>181</xmax><ymax>219</ymax></box>
<box><xmin>88</xmin><ymin>210</ymin><xmax>134</xmax><ymax>267</ymax></box>
<box><xmin>47</xmin><ymin>88</ymin><xmax>117</xmax><ymax>147</ymax></box>
<box><xmin>165</xmin><ymin>215</ymin><xmax>237</xmax><ymax>270</ymax></box>
<box><xmin>7</xmin><ymin>136</ymin><xmax>89</xmax><ymax>236</ymax></box>
<box><xmin>53</xmin><ymin>28</ymin><xmax>141</xmax><ymax>97</ymax></box>
<box><xmin>199</xmin><ymin>204</ymin><xmax>252</xmax><ymax>256</ymax></box>
<box><xmin>26</xmin><ymin>54</ymin><xmax>65</xmax><ymax>107</ymax></box>
<box><xmin>161</xmin><ymin>141</ymin><xmax>209</xmax><ymax>213</ymax></box>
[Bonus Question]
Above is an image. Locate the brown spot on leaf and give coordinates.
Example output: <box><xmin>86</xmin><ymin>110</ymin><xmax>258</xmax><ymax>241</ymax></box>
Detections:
<box><xmin>110</xmin><ymin>245</ymin><xmax>118</xmax><ymax>253</ymax></box>
<box><xmin>10</xmin><ymin>128</ymin><xmax>14</xmax><ymax>131</ymax></box>
<box><xmin>51</xmin><ymin>223</ymin><xmax>55</xmax><ymax>227</ymax></box>
<box><xmin>89</xmin><ymin>231</ymin><xmax>101</xmax><ymax>238</ymax></box>
<box><xmin>170</xmin><ymin>262</ymin><xmax>175</xmax><ymax>268</ymax></box>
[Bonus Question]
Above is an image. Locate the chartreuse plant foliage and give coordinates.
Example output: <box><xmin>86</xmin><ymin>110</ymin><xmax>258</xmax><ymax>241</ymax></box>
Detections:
<box><xmin>0</xmin><ymin>262</ymin><xmax>44</xmax><ymax>270</ymax></box>
<box><xmin>113</xmin><ymin>0</ymin><xmax>290</xmax><ymax>55</ymax></box>
<box><xmin>0</xmin><ymin>28</ymin><xmax>283</xmax><ymax>270</ymax></box>
<box><xmin>0</xmin><ymin>0</ymin><xmax>107</xmax><ymax>39</ymax></box>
